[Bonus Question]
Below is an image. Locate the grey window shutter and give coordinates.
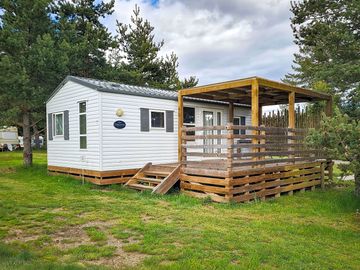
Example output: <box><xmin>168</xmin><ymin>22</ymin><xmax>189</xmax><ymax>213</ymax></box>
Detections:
<box><xmin>166</xmin><ymin>110</ymin><xmax>174</xmax><ymax>132</ymax></box>
<box><xmin>140</xmin><ymin>108</ymin><xmax>149</xmax><ymax>132</ymax></box>
<box><xmin>48</xmin><ymin>113</ymin><xmax>53</xmax><ymax>141</ymax></box>
<box><xmin>64</xmin><ymin>110</ymin><xmax>69</xmax><ymax>140</ymax></box>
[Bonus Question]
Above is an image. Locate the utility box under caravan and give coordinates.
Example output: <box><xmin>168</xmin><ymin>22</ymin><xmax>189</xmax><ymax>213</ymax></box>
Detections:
<box><xmin>46</xmin><ymin>76</ymin><xmax>251</xmax><ymax>185</ymax></box>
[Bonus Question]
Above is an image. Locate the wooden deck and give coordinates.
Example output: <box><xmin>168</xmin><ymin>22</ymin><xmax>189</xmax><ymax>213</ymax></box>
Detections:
<box><xmin>179</xmin><ymin>124</ymin><xmax>333</xmax><ymax>202</ymax></box>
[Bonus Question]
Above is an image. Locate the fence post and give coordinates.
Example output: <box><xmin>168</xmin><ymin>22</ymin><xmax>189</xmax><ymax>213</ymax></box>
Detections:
<box><xmin>226</xmin><ymin>123</ymin><xmax>234</xmax><ymax>175</ymax></box>
<box><xmin>181</xmin><ymin>127</ymin><xmax>187</xmax><ymax>173</ymax></box>
<box><xmin>260</xmin><ymin>125</ymin><xmax>266</xmax><ymax>161</ymax></box>
<box><xmin>320</xmin><ymin>162</ymin><xmax>325</xmax><ymax>189</ymax></box>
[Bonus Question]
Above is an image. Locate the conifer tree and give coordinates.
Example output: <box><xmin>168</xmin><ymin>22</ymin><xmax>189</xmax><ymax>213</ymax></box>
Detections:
<box><xmin>52</xmin><ymin>0</ymin><xmax>115</xmax><ymax>78</ymax></box>
<box><xmin>285</xmin><ymin>0</ymin><xmax>360</xmax><ymax>118</ymax></box>
<box><xmin>113</xmin><ymin>5</ymin><xmax>198</xmax><ymax>89</ymax></box>
<box><xmin>0</xmin><ymin>0</ymin><xmax>69</xmax><ymax>165</ymax></box>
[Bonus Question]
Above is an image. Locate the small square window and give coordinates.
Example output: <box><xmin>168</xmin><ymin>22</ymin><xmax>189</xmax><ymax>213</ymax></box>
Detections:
<box><xmin>151</xmin><ymin>111</ymin><xmax>165</xmax><ymax>128</ymax></box>
<box><xmin>184</xmin><ymin>107</ymin><xmax>195</xmax><ymax>124</ymax></box>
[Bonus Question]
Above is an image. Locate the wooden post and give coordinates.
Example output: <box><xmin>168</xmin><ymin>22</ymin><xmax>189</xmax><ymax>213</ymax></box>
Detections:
<box><xmin>226</xmin><ymin>123</ymin><xmax>234</xmax><ymax>174</ymax></box>
<box><xmin>288</xmin><ymin>91</ymin><xmax>295</xmax><ymax>195</ymax></box>
<box><xmin>258</xmin><ymin>105</ymin><xmax>262</xmax><ymax>126</ymax></box>
<box><xmin>251</xmin><ymin>79</ymin><xmax>259</xmax><ymax>127</ymax></box>
<box><xmin>288</xmin><ymin>92</ymin><xmax>295</xmax><ymax>129</ymax></box>
<box><xmin>325</xmin><ymin>97</ymin><xmax>333</xmax><ymax>117</ymax></box>
<box><xmin>178</xmin><ymin>93</ymin><xmax>183</xmax><ymax>162</ymax></box>
<box><xmin>251</xmin><ymin>79</ymin><xmax>259</xmax><ymax>163</ymax></box>
<box><xmin>320</xmin><ymin>162</ymin><xmax>325</xmax><ymax>189</ymax></box>
<box><xmin>228</xmin><ymin>102</ymin><xmax>234</xmax><ymax>123</ymax></box>
<box><xmin>226</xmin><ymin>122</ymin><xmax>234</xmax><ymax>202</ymax></box>
<box><xmin>288</xmin><ymin>91</ymin><xmax>295</xmax><ymax>160</ymax></box>
<box><xmin>325</xmin><ymin>97</ymin><xmax>333</xmax><ymax>175</ymax></box>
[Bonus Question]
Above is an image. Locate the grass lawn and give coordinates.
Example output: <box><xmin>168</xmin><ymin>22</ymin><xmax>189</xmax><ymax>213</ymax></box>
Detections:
<box><xmin>0</xmin><ymin>151</ymin><xmax>359</xmax><ymax>270</ymax></box>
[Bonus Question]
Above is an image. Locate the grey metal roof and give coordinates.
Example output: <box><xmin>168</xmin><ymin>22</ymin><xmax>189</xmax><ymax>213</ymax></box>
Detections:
<box><xmin>70</xmin><ymin>76</ymin><xmax>179</xmax><ymax>100</ymax></box>
<box><xmin>47</xmin><ymin>75</ymin><xmax>250</xmax><ymax>107</ymax></box>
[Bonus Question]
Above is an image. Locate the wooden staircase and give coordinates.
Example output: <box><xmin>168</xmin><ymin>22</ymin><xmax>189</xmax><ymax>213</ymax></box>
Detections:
<box><xmin>125</xmin><ymin>163</ymin><xmax>181</xmax><ymax>194</ymax></box>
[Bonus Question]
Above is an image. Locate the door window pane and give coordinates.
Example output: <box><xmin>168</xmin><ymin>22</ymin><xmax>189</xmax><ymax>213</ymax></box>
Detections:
<box><xmin>203</xmin><ymin>111</ymin><xmax>214</xmax><ymax>153</ymax></box>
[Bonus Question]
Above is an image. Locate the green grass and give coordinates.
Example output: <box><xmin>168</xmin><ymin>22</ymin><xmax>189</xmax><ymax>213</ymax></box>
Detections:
<box><xmin>0</xmin><ymin>152</ymin><xmax>359</xmax><ymax>269</ymax></box>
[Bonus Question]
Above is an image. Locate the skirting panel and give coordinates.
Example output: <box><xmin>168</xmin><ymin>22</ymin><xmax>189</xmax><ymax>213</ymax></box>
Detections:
<box><xmin>180</xmin><ymin>161</ymin><xmax>328</xmax><ymax>203</ymax></box>
<box><xmin>48</xmin><ymin>165</ymin><xmax>139</xmax><ymax>185</ymax></box>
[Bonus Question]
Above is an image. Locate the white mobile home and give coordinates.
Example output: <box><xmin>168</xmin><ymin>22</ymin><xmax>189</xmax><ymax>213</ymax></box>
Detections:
<box><xmin>46</xmin><ymin>76</ymin><xmax>251</xmax><ymax>185</ymax></box>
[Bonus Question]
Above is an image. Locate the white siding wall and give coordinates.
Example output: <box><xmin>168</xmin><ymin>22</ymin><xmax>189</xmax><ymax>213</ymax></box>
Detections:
<box><xmin>46</xmin><ymin>81</ymin><xmax>101</xmax><ymax>170</ymax></box>
<box><xmin>99</xmin><ymin>93</ymin><xmax>252</xmax><ymax>171</ymax></box>
<box><xmin>100</xmin><ymin>92</ymin><xmax>178</xmax><ymax>170</ymax></box>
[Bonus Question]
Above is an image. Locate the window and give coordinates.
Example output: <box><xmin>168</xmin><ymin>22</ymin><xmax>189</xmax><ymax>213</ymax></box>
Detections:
<box><xmin>184</xmin><ymin>107</ymin><xmax>195</xmax><ymax>139</ymax></box>
<box><xmin>52</xmin><ymin>113</ymin><xmax>64</xmax><ymax>136</ymax></box>
<box><xmin>150</xmin><ymin>110</ymin><xmax>165</xmax><ymax>128</ymax></box>
<box><xmin>79</xmin><ymin>101</ymin><xmax>87</xmax><ymax>149</ymax></box>
<box><xmin>234</xmin><ymin>116</ymin><xmax>246</xmax><ymax>135</ymax></box>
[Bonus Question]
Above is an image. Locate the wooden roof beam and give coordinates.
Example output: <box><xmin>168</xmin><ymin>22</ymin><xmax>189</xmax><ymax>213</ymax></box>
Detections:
<box><xmin>179</xmin><ymin>77</ymin><xmax>254</xmax><ymax>96</ymax></box>
<box><xmin>257</xmin><ymin>77</ymin><xmax>331</xmax><ymax>100</ymax></box>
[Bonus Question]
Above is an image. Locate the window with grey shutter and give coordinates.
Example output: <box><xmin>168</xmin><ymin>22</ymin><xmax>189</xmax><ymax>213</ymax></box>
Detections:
<box><xmin>64</xmin><ymin>110</ymin><xmax>69</xmax><ymax>140</ymax></box>
<box><xmin>140</xmin><ymin>108</ymin><xmax>150</xmax><ymax>132</ymax></box>
<box><xmin>166</xmin><ymin>110</ymin><xmax>174</xmax><ymax>132</ymax></box>
<box><xmin>48</xmin><ymin>113</ymin><xmax>53</xmax><ymax>141</ymax></box>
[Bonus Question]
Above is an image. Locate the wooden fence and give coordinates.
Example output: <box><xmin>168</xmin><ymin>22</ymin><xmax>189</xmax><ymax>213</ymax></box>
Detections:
<box><xmin>180</xmin><ymin>124</ymin><xmax>330</xmax><ymax>202</ymax></box>
<box><xmin>262</xmin><ymin>106</ymin><xmax>323</xmax><ymax>129</ymax></box>
<box><xmin>181</xmin><ymin>124</ymin><xmax>323</xmax><ymax>172</ymax></box>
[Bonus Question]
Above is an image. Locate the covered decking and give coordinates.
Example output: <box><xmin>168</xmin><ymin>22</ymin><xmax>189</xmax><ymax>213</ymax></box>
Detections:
<box><xmin>178</xmin><ymin>77</ymin><xmax>333</xmax><ymax>202</ymax></box>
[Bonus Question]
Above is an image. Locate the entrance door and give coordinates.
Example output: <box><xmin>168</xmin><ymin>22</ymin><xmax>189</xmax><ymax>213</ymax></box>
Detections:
<box><xmin>203</xmin><ymin>110</ymin><xmax>222</xmax><ymax>153</ymax></box>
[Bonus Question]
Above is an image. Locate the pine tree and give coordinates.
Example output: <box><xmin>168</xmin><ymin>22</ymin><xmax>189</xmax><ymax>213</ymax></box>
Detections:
<box><xmin>113</xmin><ymin>5</ymin><xmax>198</xmax><ymax>89</ymax></box>
<box><xmin>285</xmin><ymin>0</ymin><xmax>360</xmax><ymax>118</ymax></box>
<box><xmin>52</xmin><ymin>0</ymin><xmax>115</xmax><ymax>78</ymax></box>
<box><xmin>0</xmin><ymin>0</ymin><xmax>69</xmax><ymax>165</ymax></box>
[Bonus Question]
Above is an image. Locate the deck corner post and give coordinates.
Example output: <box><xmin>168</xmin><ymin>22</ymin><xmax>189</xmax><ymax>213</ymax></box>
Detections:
<box><xmin>288</xmin><ymin>91</ymin><xmax>295</xmax><ymax>161</ymax></box>
<box><xmin>325</xmin><ymin>96</ymin><xmax>333</xmax><ymax>117</ymax></box>
<box><xmin>251</xmin><ymin>79</ymin><xmax>260</xmax><ymax>163</ymax></box>
<box><xmin>178</xmin><ymin>93</ymin><xmax>184</xmax><ymax>163</ymax></box>
<box><xmin>320</xmin><ymin>162</ymin><xmax>325</xmax><ymax>189</ymax></box>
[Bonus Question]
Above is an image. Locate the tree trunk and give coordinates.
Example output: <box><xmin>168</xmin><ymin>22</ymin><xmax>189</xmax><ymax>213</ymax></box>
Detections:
<box><xmin>23</xmin><ymin>111</ymin><xmax>33</xmax><ymax>166</ymax></box>
<box><xmin>355</xmin><ymin>171</ymin><xmax>360</xmax><ymax>197</ymax></box>
<box><xmin>33</xmin><ymin>124</ymin><xmax>40</xmax><ymax>149</ymax></box>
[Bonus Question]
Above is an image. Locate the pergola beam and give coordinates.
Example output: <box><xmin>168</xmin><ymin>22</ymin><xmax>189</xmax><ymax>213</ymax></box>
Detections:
<box><xmin>179</xmin><ymin>78</ymin><xmax>253</xmax><ymax>96</ymax></box>
<box><xmin>257</xmin><ymin>77</ymin><xmax>331</xmax><ymax>100</ymax></box>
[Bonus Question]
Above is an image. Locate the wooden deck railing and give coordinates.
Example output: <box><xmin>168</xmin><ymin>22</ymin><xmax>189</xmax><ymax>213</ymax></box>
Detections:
<box><xmin>181</xmin><ymin>123</ymin><xmax>324</xmax><ymax>171</ymax></box>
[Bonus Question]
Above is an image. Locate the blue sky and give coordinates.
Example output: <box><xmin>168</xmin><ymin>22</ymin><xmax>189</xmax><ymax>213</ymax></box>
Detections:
<box><xmin>104</xmin><ymin>0</ymin><xmax>298</xmax><ymax>86</ymax></box>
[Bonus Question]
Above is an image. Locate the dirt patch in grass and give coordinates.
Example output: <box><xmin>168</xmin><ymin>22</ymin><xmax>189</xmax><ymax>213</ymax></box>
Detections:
<box><xmin>141</xmin><ymin>214</ymin><xmax>154</xmax><ymax>223</ymax></box>
<box><xmin>51</xmin><ymin>219</ymin><xmax>149</xmax><ymax>268</ymax></box>
<box><xmin>87</xmin><ymin>233</ymin><xmax>149</xmax><ymax>268</ymax></box>
<box><xmin>52</xmin><ymin>226</ymin><xmax>91</xmax><ymax>249</ymax></box>
<box><xmin>4</xmin><ymin>228</ymin><xmax>39</xmax><ymax>243</ymax></box>
<box><xmin>0</xmin><ymin>167</ymin><xmax>16</xmax><ymax>174</ymax></box>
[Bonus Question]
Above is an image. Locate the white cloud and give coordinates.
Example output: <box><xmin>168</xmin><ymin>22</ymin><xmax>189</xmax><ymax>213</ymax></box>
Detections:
<box><xmin>103</xmin><ymin>0</ymin><xmax>297</xmax><ymax>85</ymax></box>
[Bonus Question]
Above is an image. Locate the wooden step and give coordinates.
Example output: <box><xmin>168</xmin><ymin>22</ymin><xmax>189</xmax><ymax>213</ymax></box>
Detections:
<box><xmin>128</xmin><ymin>183</ymin><xmax>154</xmax><ymax>191</ymax></box>
<box><xmin>135</xmin><ymin>177</ymin><xmax>162</xmax><ymax>184</ymax></box>
<box><xmin>125</xmin><ymin>163</ymin><xmax>181</xmax><ymax>195</ymax></box>
<box><xmin>143</xmin><ymin>170</ymin><xmax>169</xmax><ymax>177</ymax></box>
<box><xmin>147</xmin><ymin>165</ymin><xmax>174</xmax><ymax>172</ymax></box>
